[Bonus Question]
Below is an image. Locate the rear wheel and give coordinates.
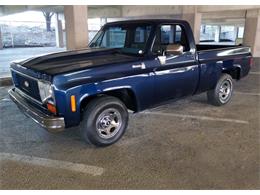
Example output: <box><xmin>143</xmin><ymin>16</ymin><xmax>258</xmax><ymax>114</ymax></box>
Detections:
<box><xmin>207</xmin><ymin>74</ymin><xmax>233</xmax><ymax>106</ymax></box>
<box><xmin>80</xmin><ymin>96</ymin><xmax>128</xmax><ymax>147</ymax></box>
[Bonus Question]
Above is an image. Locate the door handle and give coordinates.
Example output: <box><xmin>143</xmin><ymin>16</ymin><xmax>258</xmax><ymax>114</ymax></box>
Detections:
<box><xmin>132</xmin><ymin>63</ymin><xmax>146</xmax><ymax>69</ymax></box>
<box><xmin>132</xmin><ymin>65</ymin><xmax>142</xmax><ymax>68</ymax></box>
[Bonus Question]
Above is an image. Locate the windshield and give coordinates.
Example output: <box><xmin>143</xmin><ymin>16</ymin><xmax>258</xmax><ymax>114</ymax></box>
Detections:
<box><xmin>89</xmin><ymin>23</ymin><xmax>153</xmax><ymax>55</ymax></box>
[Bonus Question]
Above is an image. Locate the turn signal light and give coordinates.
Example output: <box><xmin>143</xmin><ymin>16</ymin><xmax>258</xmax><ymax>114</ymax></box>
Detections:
<box><xmin>71</xmin><ymin>95</ymin><xmax>76</xmax><ymax>112</ymax></box>
<box><xmin>47</xmin><ymin>103</ymin><xmax>57</xmax><ymax>114</ymax></box>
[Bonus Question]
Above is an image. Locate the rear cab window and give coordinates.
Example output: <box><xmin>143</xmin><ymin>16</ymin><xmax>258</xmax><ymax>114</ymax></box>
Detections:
<box><xmin>152</xmin><ymin>24</ymin><xmax>190</xmax><ymax>55</ymax></box>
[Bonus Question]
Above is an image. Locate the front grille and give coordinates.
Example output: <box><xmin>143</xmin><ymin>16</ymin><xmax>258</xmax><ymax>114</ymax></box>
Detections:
<box><xmin>11</xmin><ymin>70</ymin><xmax>42</xmax><ymax>102</ymax></box>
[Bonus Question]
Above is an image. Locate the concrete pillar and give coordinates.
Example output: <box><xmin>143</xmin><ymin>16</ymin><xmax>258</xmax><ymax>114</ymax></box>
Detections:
<box><xmin>55</xmin><ymin>13</ymin><xmax>64</xmax><ymax>48</ymax></box>
<box><xmin>100</xmin><ymin>18</ymin><xmax>107</xmax><ymax>27</ymax></box>
<box><xmin>181</xmin><ymin>6</ymin><xmax>202</xmax><ymax>44</ymax></box>
<box><xmin>214</xmin><ymin>25</ymin><xmax>220</xmax><ymax>42</ymax></box>
<box><xmin>64</xmin><ymin>5</ymin><xmax>89</xmax><ymax>50</ymax></box>
<box><xmin>169</xmin><ymin>25</ymin><xmax>175</xmax><ymax>43</ymax></box>
<box><xmin>243</xmin><ymin>9</ymin><xmax>260</xmax><ymax>57</ymax></box>
<box><xmin>233</xmin><ymin>26</ymin><xmax>239</xmax><ymax>42</ymax></box>
<box><xmin>0</xmin><ymin>27</ymin><xmax>3</xmax><ymax>50</ymax></box>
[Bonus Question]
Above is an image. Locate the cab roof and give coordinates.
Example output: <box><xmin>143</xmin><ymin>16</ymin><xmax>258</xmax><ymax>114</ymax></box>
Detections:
<box><xmin>104</xmin><ymin>19</ymin><xmax>189</xmax><ymax>26</ymax></box>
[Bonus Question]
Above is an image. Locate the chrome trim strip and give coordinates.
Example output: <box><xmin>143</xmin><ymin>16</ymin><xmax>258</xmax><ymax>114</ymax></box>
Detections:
<box><xmin>8</xmin><ymin>88</ymin><xmax>65</xmax><ymax>132</ymax></box>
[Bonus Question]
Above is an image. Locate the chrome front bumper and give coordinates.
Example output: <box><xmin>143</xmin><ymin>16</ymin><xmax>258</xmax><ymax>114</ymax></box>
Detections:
<box><xmin>8</xmin><ymin>88</ymin><xmax>65</xmax><ymax>132</ymax></box>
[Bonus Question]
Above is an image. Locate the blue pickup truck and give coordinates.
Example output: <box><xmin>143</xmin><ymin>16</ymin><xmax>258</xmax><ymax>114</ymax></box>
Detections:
<box><xmin>9</xmin><ymin>19</ymin><xmax>252</xmax><ymax>146</ymax></box>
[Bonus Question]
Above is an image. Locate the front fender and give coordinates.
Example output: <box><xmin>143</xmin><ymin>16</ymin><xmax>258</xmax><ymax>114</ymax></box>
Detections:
<box><xmin>55</xmin><ymin>82</ymin><xmax>140</xmax><ymax>128</ymax></box>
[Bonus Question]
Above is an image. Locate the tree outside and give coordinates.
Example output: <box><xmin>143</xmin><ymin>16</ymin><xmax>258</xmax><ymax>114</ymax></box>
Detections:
<box><xmin>42</xmin><ymin>11</ymin><xmax>54</xmax><ymax>32</ymax></box>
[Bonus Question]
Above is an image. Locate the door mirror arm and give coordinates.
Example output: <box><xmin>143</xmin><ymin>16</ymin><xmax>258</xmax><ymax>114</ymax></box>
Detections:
<box><xmin>158</xmin><ymin>55</ymin><xmax>167</xmax><ymax>65</ymax></box>
<box><xmin>162</xmin><ymin>50</ymin><xmax>166</xmax><ymax>56</ymax></box>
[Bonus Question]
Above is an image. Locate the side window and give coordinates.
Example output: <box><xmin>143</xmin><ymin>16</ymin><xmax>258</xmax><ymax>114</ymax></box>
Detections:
<box><xmin>153</xmin><ymin>24</ymin><xmax>190</xmax><ymax>55</ymax></box>
<box><xmin>101</xmin><ymin>27</ymin><xmax>126</xmax><ymax>48</ymax></box>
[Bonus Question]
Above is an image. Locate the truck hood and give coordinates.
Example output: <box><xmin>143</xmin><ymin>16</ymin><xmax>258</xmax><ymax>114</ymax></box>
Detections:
<box><xmin>11</xmin><ymin>48</ymin><xmax>140</xmax><ymax>75</ymax></box>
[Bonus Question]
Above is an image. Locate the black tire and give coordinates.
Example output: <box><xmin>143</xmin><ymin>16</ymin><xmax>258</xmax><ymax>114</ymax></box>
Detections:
<box><xmin>80</xmin><ymin>96</ymin><xmax>129</xmax><ymax>147</ymax></box>
<box><xmin>207</xmin><ymin>73</ymin><xmax>233</xmax><ymax>106</ymax></box>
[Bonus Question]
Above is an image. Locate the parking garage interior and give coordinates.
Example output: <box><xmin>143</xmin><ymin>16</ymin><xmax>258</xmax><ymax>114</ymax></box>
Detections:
<box><xmin>0</xmin><ymin>5</ymin><xmax>260</xmax><ymax>189</ymax></box>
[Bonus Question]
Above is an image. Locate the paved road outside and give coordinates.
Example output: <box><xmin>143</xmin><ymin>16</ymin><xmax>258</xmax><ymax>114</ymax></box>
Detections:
<box><xmin>0</xmin><ymin>63</ymin><xmax>259</xmax><ymax>189</ymax></box>
<box><xmin>0</xmin><ymin>47</ymin><xmax>65</xmax><ymax>77</ymax></box>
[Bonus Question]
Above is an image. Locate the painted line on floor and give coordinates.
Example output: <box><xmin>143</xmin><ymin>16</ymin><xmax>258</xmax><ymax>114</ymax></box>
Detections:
<box><xmin>234</xmin><ymin>92</ymin><xmax>260</xmax><ymax>96</ymax></box>
<box><xmin>0</xmin><ymin>98</ymin><xmax>10</xmax><ymax>101</ymax></box>
<box><xmin>142</xmin><ymin>111</ymin><xmax>249</xmax><ymax>124</ymax></box>
<box><xmin>249</xmin><ymin>72</ymin><xmax>260</xmax><ymax>75</ymax></box>
<box><xmin>0</xmin><ymin>153</ymin><xmax>104</xmax><ymax>176</ymax></box>
<box><xmin>0</xmin><ymin>98</ymin><xmax>11</xmax><ymax>104</ymax></box>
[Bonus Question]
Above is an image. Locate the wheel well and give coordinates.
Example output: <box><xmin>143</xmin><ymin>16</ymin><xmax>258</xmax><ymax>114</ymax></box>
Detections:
<box><xmin>80</xmin><ymin>89</ymin><xmax>138</xmax><ymax>113</ymax></box>
<box><xmin>222</xmin><ymin>67</ymin><xmax>241</xmax><ymax>80</ymax></box>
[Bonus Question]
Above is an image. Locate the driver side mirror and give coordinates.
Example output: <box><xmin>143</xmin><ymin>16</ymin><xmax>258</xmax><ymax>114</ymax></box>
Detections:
<box><xmin>165</xmin><ymin>44</ymin><xmax>184</xmax><ymax>56</ymax></box>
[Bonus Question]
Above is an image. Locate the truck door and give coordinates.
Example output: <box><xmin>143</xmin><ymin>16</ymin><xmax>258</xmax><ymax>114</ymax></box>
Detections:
<box><xmin>152</xmin><ymin>24</ymin><xmax>200</xmax><ymax>103</ymax></box>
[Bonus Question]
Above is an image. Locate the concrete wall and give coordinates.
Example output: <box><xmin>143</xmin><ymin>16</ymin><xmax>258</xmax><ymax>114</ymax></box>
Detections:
<box><xmin>243</xmin><ymin>9</ymin><xmax>260</xmax><ymax>57</ymax></box>
<box><xmin>122</xmin><ymin>5</ymin><xmax>182</xmax><ymax>18</ymax></box>
<box><xmin>88</xmin><ymin>6</ymin><xmax>121</xmax><ymax>18</ymax></box>
<box><xmin>198</xmin><ymin>5</ymin><xmax>260</xmax><ymax>13</ymax></box>
<box><xmin>202</xmin><ymin>10</ymin><xmax>246</xmax><ymax>20</ymax></box>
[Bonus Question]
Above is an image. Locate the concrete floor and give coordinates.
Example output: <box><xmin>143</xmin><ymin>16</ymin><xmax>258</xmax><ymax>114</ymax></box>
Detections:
<box><xmin>0</xmin><ymin>47</ymin><xmax>65</xmax><ymax>77</ymax></box>
<box><xmin>0</xmin><ymin>63</ymin><xmax>259</xmax><ymax>189</ymax></box>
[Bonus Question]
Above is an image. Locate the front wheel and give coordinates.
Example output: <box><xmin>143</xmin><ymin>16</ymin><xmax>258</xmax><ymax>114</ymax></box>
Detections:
<box><xmin>80</xmin><ymin>96</ymin><xmax>129</xmax><ymax>147</ymax></box>
<box><xmin>207</xmin><ymin>74</ymin><xmax>234</xmax><ymax>106</ymax></box>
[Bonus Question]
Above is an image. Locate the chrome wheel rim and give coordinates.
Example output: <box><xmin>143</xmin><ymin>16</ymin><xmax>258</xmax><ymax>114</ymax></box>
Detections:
<box><xmin>219</xmin><ymin>79</ymin><xmax>232</xmax><ymax>103</ymax></box>
<box><xmin>96</xmin><ymin>108</ymin><xmax>122</xmax><ymax>139</ymax></box>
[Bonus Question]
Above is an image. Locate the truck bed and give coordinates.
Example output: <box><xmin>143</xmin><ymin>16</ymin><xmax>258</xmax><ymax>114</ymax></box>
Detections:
<box><xmin>196</xmin><ymin>44</ymin><xmax>251</xmax><ymax>83</ymax></box>
<box><xmin>196</xmin><ymin>44</ymin><xmax>237</xmax><ymax>51</ymax></box>
<box><xmin>196</xmin><ymin>45</ymin><xmax>251</xmax><ymax>63</ymax></box>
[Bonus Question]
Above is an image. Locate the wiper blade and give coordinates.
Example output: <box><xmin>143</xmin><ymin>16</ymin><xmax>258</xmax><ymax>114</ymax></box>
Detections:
<box><xmin>113</xmin><ymin>48</ymin><xmax>123</xmax><ymax>54</ymax></box>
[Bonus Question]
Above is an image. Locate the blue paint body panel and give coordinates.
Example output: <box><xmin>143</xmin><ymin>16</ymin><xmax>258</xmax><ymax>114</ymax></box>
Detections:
<box><xmin>9</xmin><ymin>19</ymin><xmax>252</xmax><ymax>128</ymax></box>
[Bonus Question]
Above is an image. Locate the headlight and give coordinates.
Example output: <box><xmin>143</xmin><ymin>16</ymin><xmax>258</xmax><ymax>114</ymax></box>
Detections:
<box><xmin>37</xmin><ymin>80</ymin><xmax>54</xmax><ymax>103</ymax></box>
